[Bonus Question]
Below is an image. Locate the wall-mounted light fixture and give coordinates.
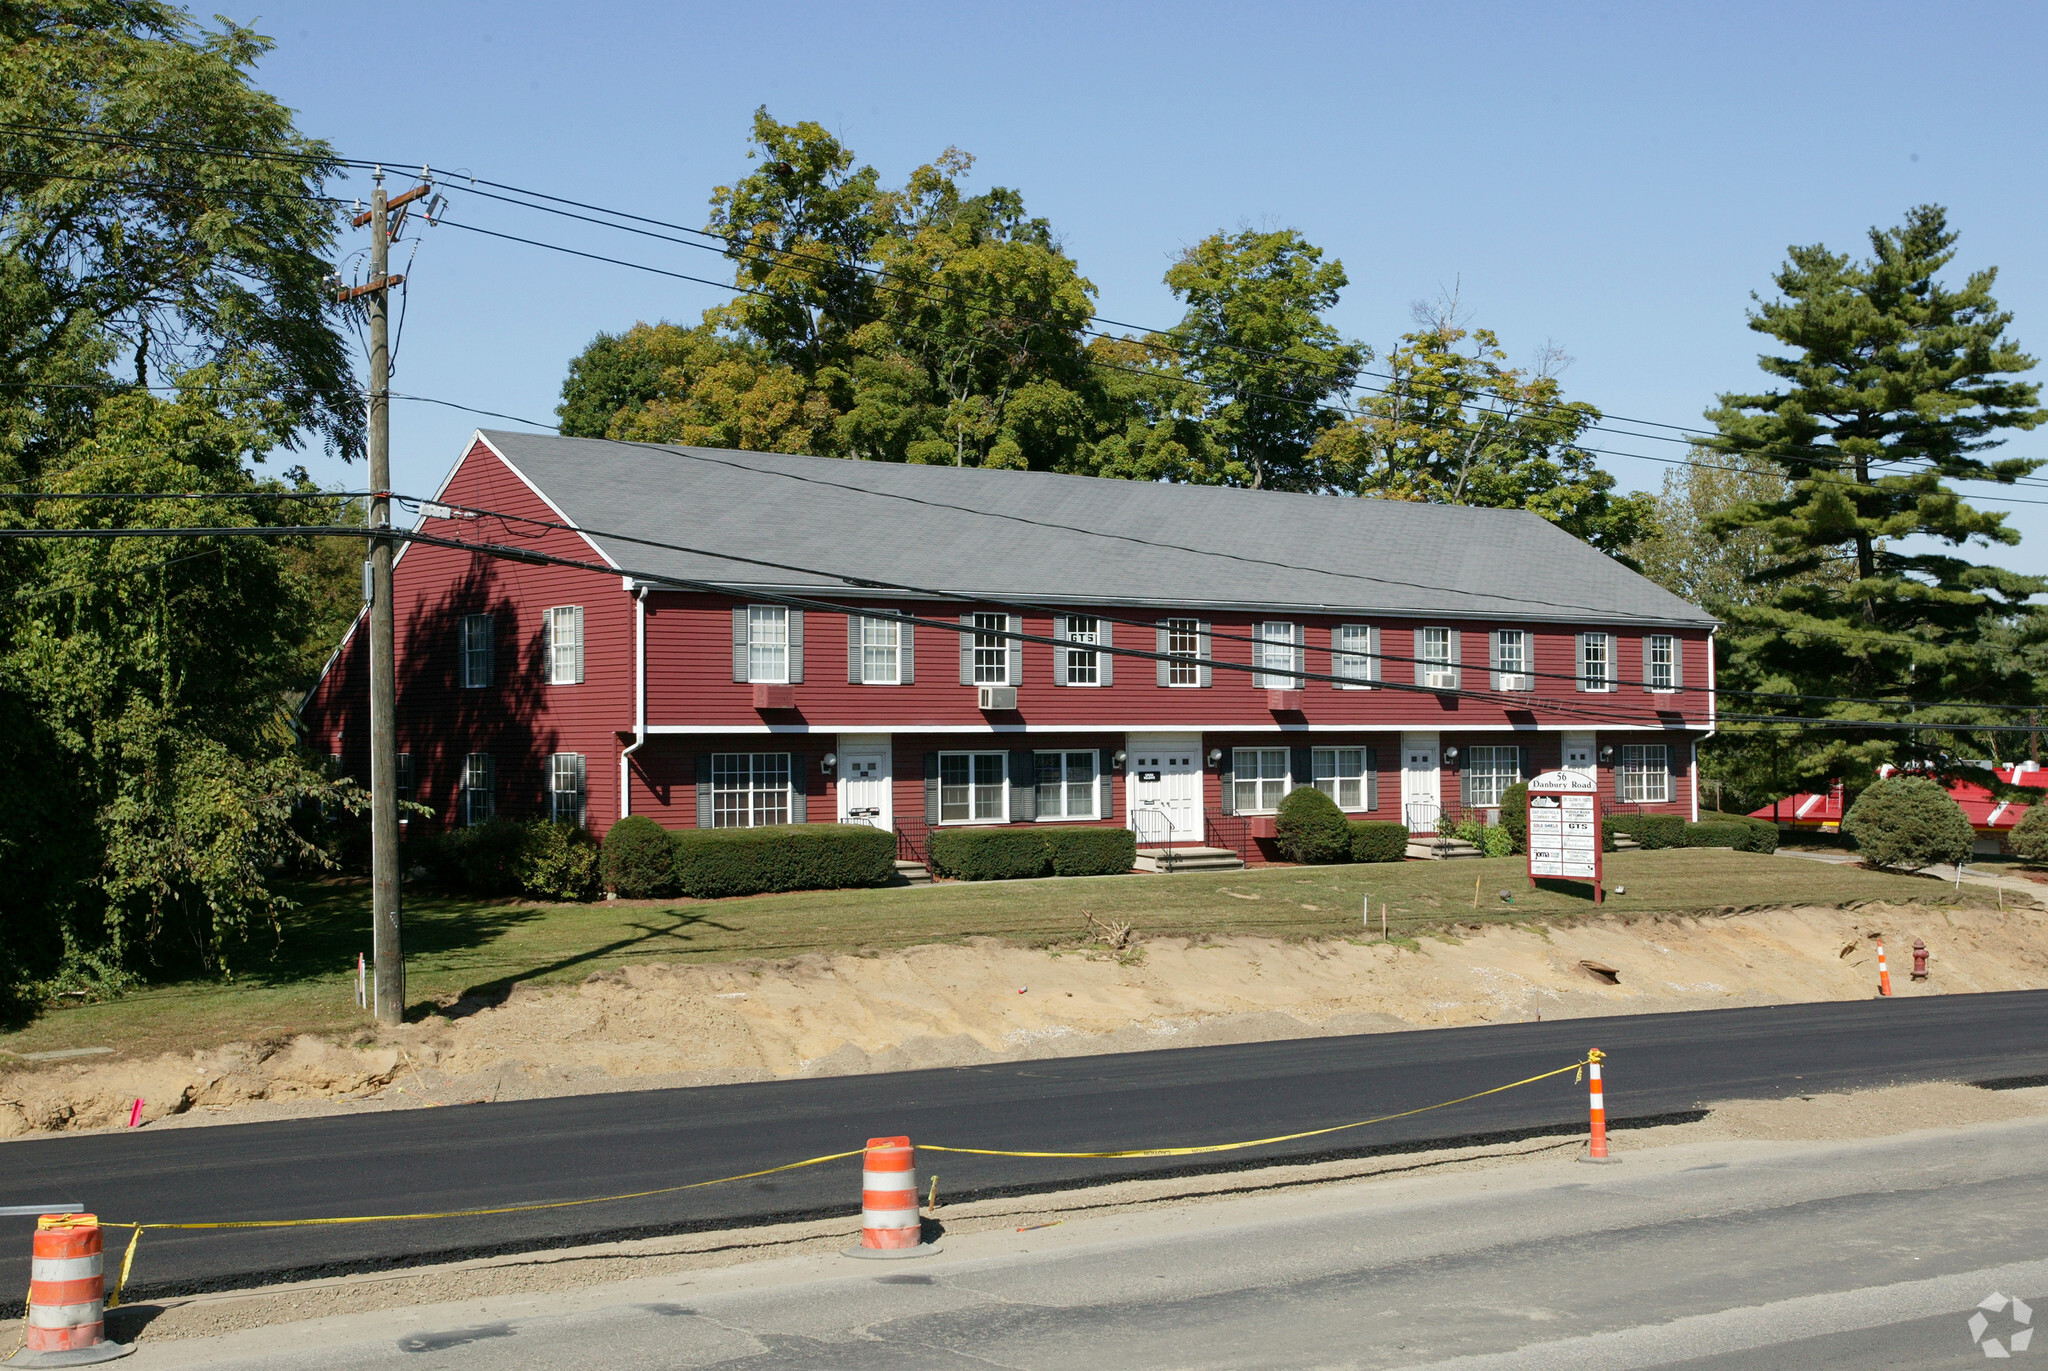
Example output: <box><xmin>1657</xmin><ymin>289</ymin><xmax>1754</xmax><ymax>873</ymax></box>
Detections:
<box><xmin>1112</xmin><ymin>750</ymin><xmax>1127</xmax><ymax>770</ymax></box>
<box><xmin>820</xmin><ymin>752</ymin><xmax>837</xmax><ymax>774</ymax></box>
<box><xmin>1443</xmin><ymin>746</ymin><xmax>1460</xmax><ymax>763</ymax></box>
<box><xmin>1207</xmin><ymin>748</ymin><xmax>1224</xmax><ymax>767</ymax></box>
<box><xmin>1599</xmin><ymin>745</ymin><xmax>1615</xmax><ymax>763</ymax></box>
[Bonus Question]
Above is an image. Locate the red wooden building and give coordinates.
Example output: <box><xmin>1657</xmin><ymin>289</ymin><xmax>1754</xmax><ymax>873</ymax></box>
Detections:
<box><xmin>299</xmin><ymin>432</ymin><xmax>1718</xmax><ymax>865</ymax></box>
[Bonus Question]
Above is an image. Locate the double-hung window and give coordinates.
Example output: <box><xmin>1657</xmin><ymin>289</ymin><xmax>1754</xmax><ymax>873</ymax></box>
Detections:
<box><xmin>747</xmin><ymin>606</ymin><xmax>789</xmax><ymax>683</ymax></box>
<box><xmin>1063</xmin><ymin>616</ymin><xmax>1100</xmax><ymax>686</ymax></box>
<box><xmin>461</xmin><ymin>753</ymin><xmax>494</xmax><ymax>826</ymax></box>
<box><xmin>1313</xmin><ymin>747</ymin><xmax>1367</xmax><ymax>810</ymax></box>
<box><xmin>1035</xmin><ymin>751</ymin><xmax>1098</xmax><ymax>819</ymax></box>
<box><xmin>1232</xmin><ymin>748</ymin><xmax>1289</xmax><ymax>813</ymax></box>
<box><xmin>972</xmin><ymin>613</ymin><xmax>1009</xmax><ymax>685</ymax></box>
<box><xmin>1620</xmin><ymin>744</ymin><xmax>1670</xmax><ymax>803</ymax></box>
<box><xmin>395</xmin><ymin>752</ymin><xmax>413</xmax><ymax>804</ymax></box>
<box><xmin>544</xmin><ymin>606</ymin><xmax>584</xmax><ymax>685</ymax></box>
<box><xmin>1579</xmin><ymin>632</ymin><xmax>1614</xmax><ymax>691</ymax></box>
<box><xmin>1334</xmin><ymin>624</ymin><xmax>1376</xmax><ymax>687</ymax></box>
<box><xmin>712</xmin><ymin>752</ymin><xmax>791</xmax><ymax>827</ymax></box>
<box><xmin>1493</xmin><ymin>630</ymin><xmax>1530</xmax><ymax>691</ymax></box>
<box><xmin>1465</xmin><ymin>746</ymin><xmax>1521</xmax><ymax>809</ymax></box>
<box><xmin>459</xmin><ymin>614</ymin><xmax>494</xmax><ymax>688</ymax></box>
<box><xmin>1254</xmin><ymin>622</ymin><xmax>1301</xmax><ymax>689</ymax></box>
<box><xmin>1422</xmin><ymin>627</ymin><xmax>1457</xmax><ymax>690</ymax></box>
<box><xmin>549</xmin><ymin>753</ymin><xmax>587</xmax><ymax>825</ymax></box>
<box><xmin>940</xmin><ymin>751</ymin><xmax>1008</xmax><ymax>822</ymax></box>
<box><xmin>1165</xmin><ymin>618</ymin><xmax>1203</xmax><ymax>687</ymax></box>
<box><xmin>860</xmin><ymin>615</ymin><xmax>901</xmax><ymax>684</ymax></box>
<box><xmin>1648</xmin><ymin>635</ymin><xmax>1677</xmax><ymax>692</ymax></box>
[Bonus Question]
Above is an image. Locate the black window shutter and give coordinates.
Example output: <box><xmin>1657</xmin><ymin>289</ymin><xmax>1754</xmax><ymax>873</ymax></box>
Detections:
<box><xmin>1099</xmin><ymin>749</ymin><xmax>1115</xmax><ymax>821</ymax></box>
<box><xmin>1289</xmin><ymin>746</ymin><xmax>1313</xmax><ymax>794</ymax></box>
<box><xmin>1155</xmin><ymin>622</ymin><xmax>1169</xmax><ymax>687</ymax></box>
<box><xmin>1459</xmin><ymin>755</ymin><xmax>1473</xmax><ymax>809</ymax></box>
<box><xmin>847</xmin><ymin>613</ymin><xmax>863</xmax><ymax>684</ymax></box>
<box><xmin>1365</xmin><ymin>746</ymin><xmax>1378</xmax><ymax>811</ymax></box>
<box><xmin>1613</xmin><ymin>750</ymin><xmax>1626</xmax><ymax>801</ymax></box>
<box><xmin>1008</xmin><ymin>750</ymin><xmax>1036</xmax><ymax>822</ymax></box>
<box><xmin>923</xmin><ymin>752</ymin><xmax>940</xmax><ymax>824</ymax></box>
<box><xmin>1219</xmin><ymin>752</ymin><xmax>1235</xmax><ymax>815</ymax></box>
<box><xmin>695</xmin><ymin>753</ymin><xmax>714</xmax><ymax>828</ymax></box>
<box><xmin>1668</xmin><ymin>741</ymin><xmax>1685</xmax><ymax>793</ymax></box>
<box><xmin>790</xmin><ymin>753</ymin><xmax>808</xmax><ymax>823</ymax></box>
<box><xmin>732</xmin><ymin>608</ymin><xmax>749</xmax><ymax>683</ymax></box>
<box><xmin>788</xmin><ymin>610</ymin><xmax>804</xmax><ymax>683</ymax></box>
<box><xmin>958</xmin><ymin>615</ymin><xmax>974</xmax><ymax>685</ymax></box>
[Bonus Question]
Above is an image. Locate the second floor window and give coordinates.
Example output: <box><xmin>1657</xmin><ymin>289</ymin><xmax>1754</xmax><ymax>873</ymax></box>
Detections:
<box><xmin>1255</xmin><ymin>622</ymin><xmax>1300</xmax><ymax>689</ymax></box>
<box><xmin>545</xmin><ymin>605</ymin><xmax>584</xmax><ymax>685</ymax></box>
<box><xmin>1648</xmin><ymin>635</ymin><xmax>1677</xmax><ymax>691</ymax></box>
<box><xmin>1494</xmin><ymin>630</ymin><xmax>1529</xmax><ymax>691</ymax></box>
<box><xmin>861</xmin><ymin>615</ymin><xmax>901</xmax><ymax>684</ymax></box>
<box><xmin>748</xmin><ymin>606</ymin><xmax>789</xmax><ymax>683</ymax></box>
<box><xmin>1166</xmin><ymin>618</ymin><xmax>1202</xmax><ymax>686</ymax></box>
<box><xmin>973</xmin><ymin>613</ymin><xmax>1009</xmax><ymax>685</ymax></box>
<box><xmin>1334</xmin><ymin>624</ymin><xmax>1376</xmax><ymax>687</ymax></box>
<box><xmin>1064</xmin><ymin>615</ymin><xmax>1100</xmax><ymax>685</ymax></box>
<box><xmin>1580</xmin><ymin>632</ymin><xmax>1614</xmax><ymax>691</ymax></box>
<box><xmin>1423</xmin><ymin>627</ymin><xmax>1457</xmax><ymax>690</ymax></box>
<box><xmin>460</xmin><ymin>614</ymin><xmax>493</xmax><ymax>688</ymax></box>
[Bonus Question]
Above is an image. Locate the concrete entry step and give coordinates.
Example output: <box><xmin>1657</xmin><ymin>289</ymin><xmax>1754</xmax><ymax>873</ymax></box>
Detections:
<box><xmin>1406</xmin><ymin>837</ymin><xmax>1484</xmax><ymax>860</ymax></box>
<box><xmin>892</xmin><ymin>859</ymin><xmax>932</xmax><ymax>885</ymax></box>
<box><xmin>1134</xmin><ymin>847</ymin><xmax>1246</xmax><ymax>873</ymax></box>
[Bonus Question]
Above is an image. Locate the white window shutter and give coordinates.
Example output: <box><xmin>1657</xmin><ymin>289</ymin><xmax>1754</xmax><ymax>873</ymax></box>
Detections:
<box><xmin>1576</xmin><ymin>633</ymin><xmax>1590</xmax><ymax>692</ymax></box>
<box><xmin>1054</xmin><ymin>615</ymin><xmax>1071</xmax><ymax>686</ymax></box>
<box><xmin>1099</xmin><ymin>619</ymin><xmax>1114</xmax><ymax>687</ymax></box>
<box><xmin>1448</xmin><ymin>629</ymin><xmax>1462</xmax><ymax>690</ymax></box>
<box><xmin>1413</xmin><ymin>628</ymin><xmax>1426</xmax><ymax>687</ymax></box>
<box><xmin>1290</xmin><ymin>623</ymin><xmax>1304</xmax><ymax>685</ymax></box>
<box><xmin>733</xmin><ymin>608</ymin><xmax>749</xmax><ymax>683</ymax></box>
<box><xmin>899</xmin><ymin>615</ymin><xmax>915</xmax><ymax>684</ymax></box>
<box><xmin>848</xmin><ymin>613</ymin><xmax>864</xmax><ymax>684</ymax></box>
<box><xmin>1671</xmin><ymin>638</ymin><xmax>1684</xmax><ymax>691</ymax></box>
<box><xmin>1368</xmin><ymin>625</ymin><xmax>1381</xmax><ymax>685</ymax></box>
<box><xmin>787</xmin><ymin>609</ymin><xmax>804</xmax><ymax>684</ymax></box>
<box><xmin>1489</xmin><ymin>631</ymin><xmax>1503</xmax><ymax>692</ymax></box>
<box><xmin>1007</xmin><ymin>615</ymin><xmax>1022</xmax><ymax>687</ymax></box>
<box><xmin>1198</xmin><ymin>622</ymin><xmax>1212</xmax><ymax>687</ymax></box>
<box><xmin>543</xmin><ymin>609</ymin><xmax>555</xmax><ymax>682</ymax></box>
<box><xmin>572</xmin><ymin>607</ymin><xmax>584</xmax><ymax>684</ymax></box>
<box><xmin>1155</xmin><ymin>621</ymin><xmax>1169</xmax><ymax>687</ymax></box>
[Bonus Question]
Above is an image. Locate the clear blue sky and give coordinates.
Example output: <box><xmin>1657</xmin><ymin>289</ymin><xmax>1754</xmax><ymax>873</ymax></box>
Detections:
<box><xmin>248</xmin><ymin>0</ymin><xmax>2048</xmax><ymax>570</ymax></box>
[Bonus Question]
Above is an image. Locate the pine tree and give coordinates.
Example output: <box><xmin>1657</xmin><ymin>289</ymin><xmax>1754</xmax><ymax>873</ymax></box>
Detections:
<box><xmin>1706</xmin><ymin>205</ymin><xmax>2047</xmax><ymax>786</ymax></box>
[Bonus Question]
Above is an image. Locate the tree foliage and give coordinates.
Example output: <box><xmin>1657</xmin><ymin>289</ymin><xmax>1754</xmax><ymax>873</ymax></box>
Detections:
<box><xmin>1840</xmin><ymin>775</ymin><xmax>1976</xmax><ymax>871</ymax></box>
<box><xmin>1704</xmin><ymin>205</ymin><xmax>2048</xmax><ymax>788</ymax></box>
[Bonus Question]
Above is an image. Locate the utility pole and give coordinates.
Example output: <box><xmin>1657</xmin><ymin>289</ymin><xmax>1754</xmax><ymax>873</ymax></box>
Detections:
<box><xmin>366</xmin><ymin>170</ymin><xmax>403</xmax><ymax>1025</ymax></box>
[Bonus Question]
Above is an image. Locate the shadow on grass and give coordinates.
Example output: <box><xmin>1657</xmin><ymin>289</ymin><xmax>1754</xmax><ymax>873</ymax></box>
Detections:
<box><xmin>436</xmin><ymin>907</ymin><xmax>739</xmax><ymax>1021</ymax></box>
<box><xmin>219</xmin><ymin>877</ymin><xmax>555</xmax><ymax>991</ymax></box>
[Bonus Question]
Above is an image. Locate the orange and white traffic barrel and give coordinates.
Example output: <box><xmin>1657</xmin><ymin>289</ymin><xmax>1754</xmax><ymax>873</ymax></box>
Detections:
<box><xmin>24</xmin><ymin>1213</ymin><xmax>133</xmax><ymax>1364</ymax></box>
<box><xmin>1877</xmin><ymin>940</ymin><xmax>1893</xmax><ymax>997</ymax></box>
<box><xmin>1581</xmin><ymin>1049</ymin><xmax>1618</xmax><ymax>1164</ymax></box>
<box><xmin>843</xmin><ymin>1135</ymin><xmax>938</xmax><ymax>1259</ymax></box>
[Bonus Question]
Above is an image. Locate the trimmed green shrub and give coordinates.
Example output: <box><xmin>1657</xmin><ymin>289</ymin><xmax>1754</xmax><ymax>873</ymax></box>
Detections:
<box><xmin>2011</xmin><ymin>804</ymin><xmax>2048</xmax><ymax>863</ymax></box>
<box><xmin>426</xmin><ymin>817</ymin><xmax>526</xmax><ymax>896</ymax></box>
<box><xmin>517</xmin><ymin>821</ymin><xmax>601</xmax><ymax>900</ymax></box>
<box><xmin>602</xmin><ymin>815</ymin><xmax>677</xmax><ymax>897</ymax></box>
<box><xmin>1681</xmin><ymin>821</ymin><xmax>1748</xmax><ymax>850</ymax></box>
<box><xmin>1500</xmin><ymin>781</ymin><xmax>1529</xmax><ymax>854</ymax></box>
<box><xmin>1350</xmin><ymin>820</ymin><xmax>1410</xmax><ymax>863</ymax></box>
<box><xmin>1275</xmin><ymin>786</ymin><xmax>1352</xmax><ymax>864</ymax></box>
<box><xmin>1724</xmin><ymin>816</ymin><xmax>1780</xmax><ymax>854</ymax></box>
<box><xmin>1045</xmin><ymin>827</ymin><xmax>1137</xmax><ymax>877</ymax></box>
<box><xmin>1610</xmin><ymin>813</ymin><xmax>1687</xmax><ymax>849</ymax></box>
<box><xmin>672</xmin><ymin>823</ymin><xmax>895</xmax><ymax>899</ymax></box>
<box><xmin>929</xmin><ymin>828</ymin><xmax>1052</xmax><ymax>881</ymax></box>
<box><xmin>1841</xmin><ymin>776</ymin><xmax>1976</xmax><ymax>871</ymax></box>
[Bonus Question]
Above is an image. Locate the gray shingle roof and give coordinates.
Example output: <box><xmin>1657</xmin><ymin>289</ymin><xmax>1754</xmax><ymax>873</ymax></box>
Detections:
<box><xmin>476</xmin><ymin>431</ymin><xmax>1714</xmax><ymax>628</ymax></box>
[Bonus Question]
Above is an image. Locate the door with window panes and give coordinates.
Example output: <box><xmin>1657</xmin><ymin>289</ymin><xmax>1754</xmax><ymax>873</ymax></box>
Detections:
<box><xmin>1126</xmin><ymin>733</ymin><xmax>1201</xmax><ymax>845</ymax></box>
<box><xmin>837</xmin><ymin>750</ymin><xmax>891</xmax><ymax>829</ymax></box>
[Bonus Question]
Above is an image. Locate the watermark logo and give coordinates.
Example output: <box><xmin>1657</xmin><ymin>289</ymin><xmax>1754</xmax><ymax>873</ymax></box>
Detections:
<box><xmin>1969</xmin><ymin>1292</ymin><xmax>2033</xmax><ymax>1359</ymax></box>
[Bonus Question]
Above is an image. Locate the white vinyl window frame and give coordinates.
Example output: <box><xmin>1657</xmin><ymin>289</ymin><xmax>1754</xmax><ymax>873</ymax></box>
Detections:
<box><xmin>1422</xmin><ymin>627</ymin><xmax>1458</xmax><ymax>691</ymax></box>
<box><xmin>1254</xmin><ymin>622</ymin><xmax>1301</xmax><ymax>690</ymax></box>
<box><xmin>1333</xmin><ymin>624</ymin><xmax>1377</xmax><ymax>689</ymax></box>
<box><xmin>1648</xmin><ymin>634</ymin><xmax>1677</xmax><ymax>692</ymax></box>
<box><xmin>1165</xmin><ymin>618</ymin><xmax>1203</xmax><ymax>687</ymax></box>
<box><xmin>1466</xmin><ymin>746</ymin><xmax>1521</xmax><ymax>809</ymax></box>
<box><xmin>939</xmin><ymin>750</ymin><xmax>1009</xmax><ymax>823</ymax></box>
<box><xmin>549</xmin><ymin>752</ymin><xmax>587</xmax><ymax>825</ymax></box>
<box><xmin>459</xmin><ymin>614</ymin><xmax>494</xmax><ymax>689</ymax></box>
<box><xmin>1620</xmin><ymin>744</ymin><xmax>1671</xmax><ymax>804</ymax></box>
<box><xmin>972</xmin><ymin>613</ymin><xmax>1010</xmax><ymax>686</ymax></box>
<box><xmin>1312</xmin><ymin>747</ymin><xmax>1367</xmax><ymax>811</ymax></box>
<box><xmin>1063</xmin><ymin>615</ymin><xmax>1101</xmax><ymax>686</ymax></box>
<box><xmin>747</xmin><ymin>606</ymin><xmax>790</xmax><ymax>684</ymax></box>
<box><xmin>1580</xmin><ymin>632</ymin><xmax>1615</xmax><ymax>692</ymax></box>
<box><xmin>711</xmin><ymin>752</ymin><xmax>792</xmax><ymax>828</ymax></box>
<box><xmin>1495</xmin><ymin>629</ymin><xmax>1530</xmax><ymax>692</ymax></box>
<box><xmin>1232</xmin><ymin>747</ymin><xmax>1289</xmax><ymax>814</ymax></box>
<box><xmin>860</xmin><ymin>615</ymin><xmax>902</xmax><ymax>685</ymax></box>
<box><xmin>1034</xmin><ymin>750</ymin><xmax>1098</xmax><ymax>820</ymax></box>
<box><xmin>544</xmin><ymin>605</ymin><xmax>585</xmax><ymax>685</ymax></box>
<box><xmin>461</xmin><ymin>752</ymin><xmax>495</xmax><ymax>826</ymax></box>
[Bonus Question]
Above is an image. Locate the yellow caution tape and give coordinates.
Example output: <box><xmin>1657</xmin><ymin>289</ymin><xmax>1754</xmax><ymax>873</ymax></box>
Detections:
<box><xmin>920</xmin><ymin>1057</ymin><xmax>1592</xmax><ymax>1159</ymax></box>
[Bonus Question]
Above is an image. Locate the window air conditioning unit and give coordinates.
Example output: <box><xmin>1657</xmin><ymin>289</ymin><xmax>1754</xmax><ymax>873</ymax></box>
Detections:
<box><xmin>978</xmin><ymin>685</ymin><xmax>1018</xmax><ymax>711</ymax></box>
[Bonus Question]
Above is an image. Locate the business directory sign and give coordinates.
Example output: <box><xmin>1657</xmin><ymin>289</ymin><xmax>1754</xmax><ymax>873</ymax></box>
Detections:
<box><xmin>1526</xmin><ymin>767</ymin><xmax>1603</xmax><ymax>903</ymax></box>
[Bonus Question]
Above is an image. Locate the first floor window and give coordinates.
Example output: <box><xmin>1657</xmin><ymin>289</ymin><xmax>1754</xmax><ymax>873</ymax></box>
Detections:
<box><xmin>713</xmin><ymin>752</ymin><xmax>791</xmax><ymax>827</ymax></box>
<box><xmin>1334</xmin><ymin>624</ymin><xmax>1375</xmax><ymax>686</ymax></box>
<box><xmin>1233</xmin><ymin>748</ymin><xmax>1288</xmax><ymax>813</ymax></box>
<box><xmin>748</xmin><ymin>606</ymin><xmax>789</xmax><ymax>683</ymax></box>
<box><xmin>1466</xmin><ymin>746</ymin><xmax>1521</xmax><ymax>808</ymax></box>
<box><xmin>1166</xmin><ymin>618</ymin><xmax>1202</xmax><ymax>686</ymax></box>
<box><xmin>1313</xmin><ymin>747</ymin><xmax>1367</xmax><ymax>810</ymax></box>
<box><xmin>1581</xmin><ymin>632</ymin><xmax>1614</xmax><ymax>691</ymax></box>
<box><xmin>1495</xmin><ymin>630</ymin><xmax>1529</xmax><ymax>691</ymax></box>
<box><xmin>940</xmin><ymin>751</ymin><xmax>1008</xmax><ymax>822</ymax></box>
<box><xmin>545</xmin><ymin>605</ymin><xmax>585</xmax><ymax>685</ymax></box>
<box><xmin>1255</xmin><ymin>622</ymin><xmax>1300</xmax><ymax>689</ymax></box>
<box><xmin>1035</xmin><ymin>751</ymin><xmax>1097</xmax><ymax>819</ymax></box>
<box><xmin>1620</xmin><ymin>744</ymin><xmax>1670</xmax><ymax>803</ymax></box>
<box><xmin>460</xmin><ymin>614</ymin><xmax>494</xmax><ymax>688</ymax></box>
<box><xmin>1648</xmin><ymin>635</ymin><xmax>1676</xmax><ymax>691</ymax></box>
<box><xmin>861</xmin><ymin>615</ymin><xmax>901</xmax><ymax>684</ymax></box>
<box><xmin>973</xmin><ymin>613</ymin><xmax>1009</xmax><ymax>685</ymax></box>
<box><xmin>1064</xmin><ymin>616</ymin><xmax>1100</xmax><ymax>685</ymax></box>
<box><xmin>550</xmin><ymin>753</ymin><xmax>587</xmax><ymax>825</ymax></box>
<box><xmin>1423</xmin><ymin>627</ymin><xmax>1457</xmax><ymax>690</ymax></box>
<box><xmin>462</xmin><ymin>753</ymin><xmax>495</xmax><ymax>826</ymax></box>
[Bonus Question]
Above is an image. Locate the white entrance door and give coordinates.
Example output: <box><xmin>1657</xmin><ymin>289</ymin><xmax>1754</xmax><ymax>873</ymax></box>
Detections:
<box><xmin>1126</xmin><ymin>733</ymin><xmax>1202</xmax><ymax>845</ymax></box>
<box><xmin>1562</xmin><ymin>731</ymin><xmax>1596</xmax><ymax>781</ymax></box>
<box><xmin>1401</xmin><ymin>732</ymin><xmax>1441</xmax><ymax>834</ymax></box>
<box><xmin>837</xmin><ymin>749</ymin><xmax>892</xmax><ymax>830</ymax></box>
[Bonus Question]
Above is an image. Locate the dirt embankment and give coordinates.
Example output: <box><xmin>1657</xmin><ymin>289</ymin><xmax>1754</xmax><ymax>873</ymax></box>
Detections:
<box><xmin>5</xmin><ymin>901</ymin><xmax>2046</xmax><ymax>1138</ymax></box>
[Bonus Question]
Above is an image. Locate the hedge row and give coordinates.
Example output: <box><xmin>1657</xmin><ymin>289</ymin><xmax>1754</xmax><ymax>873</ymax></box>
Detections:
<box><xmin>415</xmin><ymin>818</ymin><xmax>602</xmax><ymax>900</ymax></box>
<box><xmin>671</xmin><ymin>824</ymin><xmax>896</xmax><ymax>899</ymax></box>
<box><xmin>1349</xmin><ymin>820</ymin><xmax>1410</xmax><ymax>864</ymax></box>
<box><xmin>927</xmin><ymin>826</ymin><xmax>1138</xmax><ymax>881</ymax></box>
<box><xmin>1608</xmin><ymin>812</ymin><xmax>1778</xmax><ymax>853</ymax></box>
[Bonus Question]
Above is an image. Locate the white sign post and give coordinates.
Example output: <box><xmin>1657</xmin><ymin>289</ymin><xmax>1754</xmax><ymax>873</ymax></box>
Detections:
<box><xmin>1526</xmin><ymin>768</ymin><xmax>1603</xmax><ymax>904</ymax></box>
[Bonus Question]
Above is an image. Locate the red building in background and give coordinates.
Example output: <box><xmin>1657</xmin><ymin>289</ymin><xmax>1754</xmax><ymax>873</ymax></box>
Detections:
<box><xmin>1753</xmin><ymin>763</ymin><xmax>2045</xmax><ymax>856</ymax></box>
<box><xmin>299</xmin><ymin>432</ymin><xmax>1718</xmax><ymax>864</ymax></box>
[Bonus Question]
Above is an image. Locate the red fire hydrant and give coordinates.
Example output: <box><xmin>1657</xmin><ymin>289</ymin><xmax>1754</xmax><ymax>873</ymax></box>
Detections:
<box><xmin>1911</xmin><ymin>938</ymin><xmax>1929</xmax><ymax>981</ymax></box>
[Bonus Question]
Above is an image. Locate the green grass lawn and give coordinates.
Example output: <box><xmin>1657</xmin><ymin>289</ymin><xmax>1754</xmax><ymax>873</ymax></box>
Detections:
<box><xmin>0</xmin><ymin>849</ymin><xmax>2021</xmax><ymax>1062</ymax></box>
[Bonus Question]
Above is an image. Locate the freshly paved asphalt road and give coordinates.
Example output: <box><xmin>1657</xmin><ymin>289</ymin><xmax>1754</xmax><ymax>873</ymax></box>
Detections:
<box><xmin>126</xmin><ymin>1113</ymin><xmax>2048</xmax><ymax>1369</ymax></box>
<box><xmin>4</xmin><ymin>990</ymin><xmax>2045</xmax><ymax>1300</ymax></box>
